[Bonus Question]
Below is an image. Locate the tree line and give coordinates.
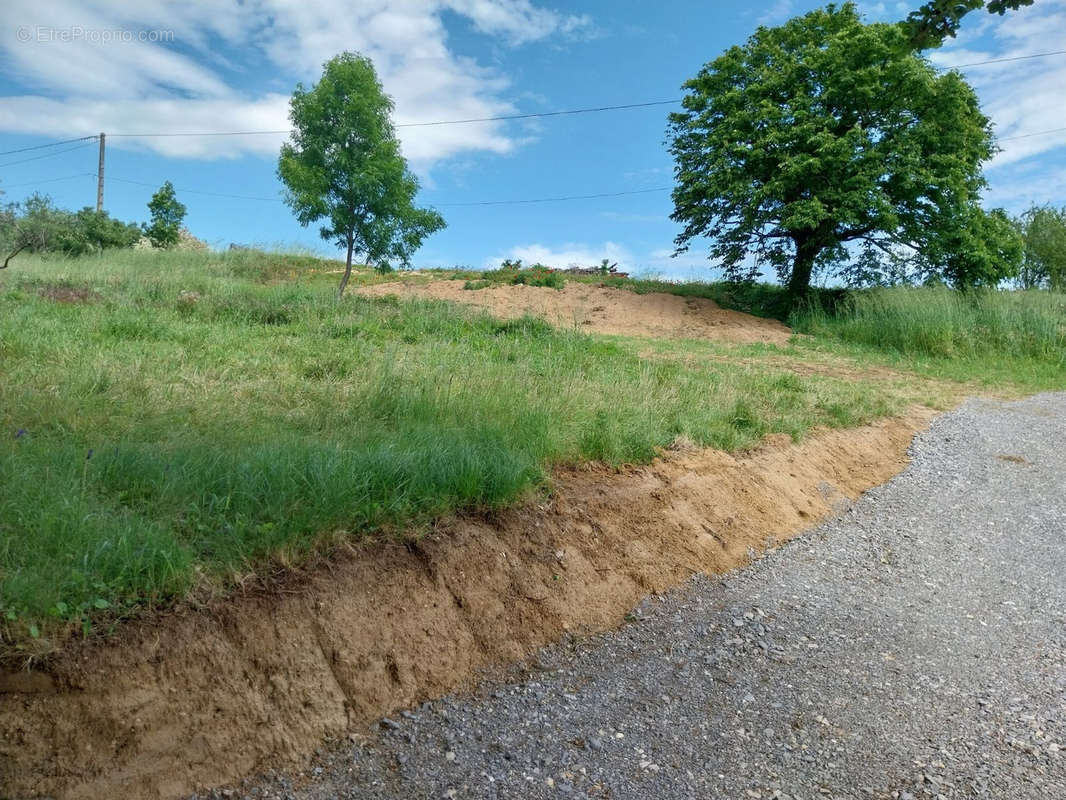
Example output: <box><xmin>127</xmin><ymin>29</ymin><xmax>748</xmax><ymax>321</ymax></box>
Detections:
<box><xmin>1</xmin><ymin>181</ymin><xmax>188</xmax><ymax>268</ymax></box>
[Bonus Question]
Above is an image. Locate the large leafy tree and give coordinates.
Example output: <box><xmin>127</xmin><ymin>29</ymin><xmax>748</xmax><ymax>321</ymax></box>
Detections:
<box><xmin>902</xmin><ymin>0</ymin><xmax>1035</xmax><ymax>50</ymax></box>
<box><xmin>278</xmin><ymin>52</ymin><xmax>445</xmax><ymax>296</ymax></box>
<box><xmin>667</xmin><ymin>3</ymin><xmax>1018</xmax><ymax>300</ymax></box>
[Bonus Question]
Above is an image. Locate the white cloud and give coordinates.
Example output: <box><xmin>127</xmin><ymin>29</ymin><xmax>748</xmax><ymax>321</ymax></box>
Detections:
<box><xmin>442</xmin><ymin>0</ymin><xmax>590</xmax><ymax>43</ymax></box>
<box><xmin>757</xmin><ymin>0</ymin><xmax>794</xmax><ymax>26</ymax></box>
<box><xmin>927</xmin><ymin>0</ymin><xmax>1066</xmax><ymax>170</ymax></box>
<box><xmin>487</xmin><ymin>241</ymin><xmax>634</xmax><ymax>269</ymax></box>
<box><xmin>0</xmin><ymin>0</ymin><xmax>589</xmax><ymax>169</ymax></box>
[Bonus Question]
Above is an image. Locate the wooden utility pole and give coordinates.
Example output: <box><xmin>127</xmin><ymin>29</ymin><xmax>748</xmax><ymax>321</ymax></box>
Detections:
<box><xmin>96</xmin><ymin>132</ymin><xmax>105</xmax><ymax>211</ymax></box>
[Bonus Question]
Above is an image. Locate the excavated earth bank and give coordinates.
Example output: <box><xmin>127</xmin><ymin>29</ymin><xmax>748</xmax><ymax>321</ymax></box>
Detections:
<box><xmin>0</xmin><ymin>410</ymin><xmax>932</xmax><ymax>800</ymax></box>
<box><xmin>357</xmin><ymin>280</ymin><xmax>793</xmax><ymax>345</ymax></box>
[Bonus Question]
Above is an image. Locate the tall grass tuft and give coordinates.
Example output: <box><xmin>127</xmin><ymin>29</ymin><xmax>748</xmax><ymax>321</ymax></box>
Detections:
<box><xmin>791</xmin><ymin>287</ymin><xmax>1066</xmax><ymax>363</ymax></box>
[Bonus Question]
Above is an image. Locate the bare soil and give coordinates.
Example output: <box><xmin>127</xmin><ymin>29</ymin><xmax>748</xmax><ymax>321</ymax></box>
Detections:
<box><xmin>0</xmin><ymin>410</ymin><xmax>931</xmax><ymax>800</ymax></box>
<box><xmin>356</xmin><ymin>280</ymin><xmax>793</xmax><ymax>345</ymax></box>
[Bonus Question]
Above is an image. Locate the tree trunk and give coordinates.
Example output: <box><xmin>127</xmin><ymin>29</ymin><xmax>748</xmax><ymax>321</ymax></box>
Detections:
<box><xmin>786</xmin><ymin>240</ymin><xmax>819</xmax><ymax>307</ymax></box>
<box><xmin>337</xmin><ymin>238</ymin><xmax>355</xmax><ymax>298</ymax></box>
<box><xmin>2</xmin><ymin>241</ymin><xmax>29</xmax><ymax>270</ymax></box>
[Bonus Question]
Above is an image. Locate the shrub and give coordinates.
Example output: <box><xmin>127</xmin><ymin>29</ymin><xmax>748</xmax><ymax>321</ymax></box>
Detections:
<box><xmin>0</xmin><ymin>194</ymin><xmax>141</xmax><ymax>261</ymax></box>
<box><xmin>510</xmin><ymin>265</ymin><xmax>565</xmax><ymax>290</ymax></box>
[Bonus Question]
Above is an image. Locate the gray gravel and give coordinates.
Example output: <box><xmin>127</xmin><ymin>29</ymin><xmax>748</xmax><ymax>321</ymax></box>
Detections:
<box><xmin>211</xmin><ymin>393</ymin><xmax>1066</xmax><ymax>800</ymax></box>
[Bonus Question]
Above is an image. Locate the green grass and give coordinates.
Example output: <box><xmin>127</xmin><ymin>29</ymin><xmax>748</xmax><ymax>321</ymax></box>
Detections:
<box><xmin>1</xmin><ymin>249</ymin><xmax>1063</xmax><ymax>654</ymax></box>
<box><xmin>791</xmin><ymin>286</ymin><xmax>1066</xmax><ymax>379</ymax></box>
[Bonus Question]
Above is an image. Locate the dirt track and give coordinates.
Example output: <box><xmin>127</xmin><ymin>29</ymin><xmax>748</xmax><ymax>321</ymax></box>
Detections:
<box><xmin>356</xmin><ymin>280</ymin><xmax>793</xmax><ymax>345</ymax></box>
<box><xmin>225</xmin><ymin>393</ymin><xmax>1066</xmax><ymax>799</ymax></box>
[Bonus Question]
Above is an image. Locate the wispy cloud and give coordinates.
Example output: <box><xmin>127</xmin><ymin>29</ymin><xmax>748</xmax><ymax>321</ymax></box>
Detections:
<box><xmin>926</xmin><ymin>0</ymin><xmax>1066</xmax><ymax>170</ymax></box>
<box><xmin>487</xmin><ymin>240</ymin><xmax>633</xmax><ymax>269</ymax></box>
<box><xmin>757</xmin><ymin>0</ymin><xmax>795</xmax><ymax>26</ymax></box>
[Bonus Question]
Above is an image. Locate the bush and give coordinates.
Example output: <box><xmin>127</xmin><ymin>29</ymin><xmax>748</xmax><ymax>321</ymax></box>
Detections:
<box><xmin>0</xmin><ymin>194</ymin><xmax>141</xmax><ymax>261</ymax></box>
<box><xmin>510</xmin><ymin>264</ymin><xmax>565</xmax><ymax>290</ymax></box>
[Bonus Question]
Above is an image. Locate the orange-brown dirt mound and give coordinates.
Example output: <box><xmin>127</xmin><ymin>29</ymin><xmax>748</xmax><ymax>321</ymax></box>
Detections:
<box><xmin>0</xmin><ymin>410</ymin><xmax>932</xmax><ymax>800</ymax></box>
<box><xmin>357</xmin><ymin>280</ymin><xmax>793</xmax><ymax>344</ymax></box>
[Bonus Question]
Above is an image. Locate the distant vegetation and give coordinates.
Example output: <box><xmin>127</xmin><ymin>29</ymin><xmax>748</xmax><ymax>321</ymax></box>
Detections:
<box><xmin>1</xmin><ymin>194</ymin><xmax>140</xmax><ymax>265</ymax></box>
<box><xmin>1</xmin><ymin>181</ymin><xmax>192</xmax><ymax>269</ymax></box>
<box><xmin>1016</xmin><ymin>205</ymin><xmax>1066</xmax><ymax>290</ymax></box>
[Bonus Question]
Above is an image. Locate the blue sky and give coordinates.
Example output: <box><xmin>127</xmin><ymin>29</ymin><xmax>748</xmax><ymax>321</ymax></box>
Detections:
<box><xmin>1</xmin><ymin>0</ymin><xmax>1064</xmax><ymax>279</ymax></box>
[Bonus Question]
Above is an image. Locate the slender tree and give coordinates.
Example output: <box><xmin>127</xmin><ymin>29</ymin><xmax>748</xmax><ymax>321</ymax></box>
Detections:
<box><xmin>278</xmin><ymin>52</ymin><xmax>445</xmax><ymax>296</ymax></box>
<box><xmin>144</xmin><ymin>181</ymin><xmax>187</xmax><ymax>249</ymax></box>
<box><xmin>667</xmin><ymin>3</ymin><xmax>1019</xmax><ymax>301</ymax></box>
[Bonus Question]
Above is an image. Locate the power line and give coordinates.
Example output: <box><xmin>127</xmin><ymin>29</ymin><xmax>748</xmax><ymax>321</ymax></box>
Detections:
<box><xmin>1000</xmin><ymin>126</ymin><xmax>1066</xmax><ymax>141</ymax></box>
<box><xmin>1</xmin><ymin>48</ymin><xmax>1062</xmax><ymax>148</ymax></box>
<box><xmin>74</xmin><ymin>50</ymin><xmax>1066</xmax><ymax>140</ymax></box>
<box><xmin>0</xmin><ymin>135</ymin><xmax>97</xmax><ymax>157</ymax></box>
<box><xmin>437</xmin><ymin>187</ymin><xmax>671</xmax><ymax>207</ymax></box>
<box><xmin>108</xmin><ymin>130</ymin><xmax>291</xmax><ymax>139</ymax></box>
<box><xmin>101</xmin><ymin>173</ymin><xmax>672</xmax><ymax>206</ymax></box>
<box><xmin>945</xmin><ymin>49</ymin><xmax>1066</xmax><ymax>69</ymax></box>
<box><xmin>88</xmin><ymin>122</ymin><xmax>1066</xmax><ymax>207</ymax></box>
<box><xmin>105</xmin><ymin>100</ymin><xmax>684</xmax><ymax>138</ymax></box>
<box><xmin>394</xmin><ymin>100</ymin><xmax>681</xmax><ymax>127</ymax></box>
<box><xmin>0</xmin><ymin>141</ymin><xmax>97</xmax><ymax>169</ymax></box>
<box><xmin>105</xmin><ymin>174</ymin><xmax>280</xmax><ymax>201</ymax></box>
<box><xmin>0</xmin><ymin>172</ymin><xmax>95</xmax><ymax>189</ymax></box>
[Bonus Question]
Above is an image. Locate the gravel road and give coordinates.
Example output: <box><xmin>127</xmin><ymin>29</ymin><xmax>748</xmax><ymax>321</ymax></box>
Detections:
<box><xmin>217</xmin><ymin>393</ymin><xmax>1066</xmax><ymax>800</ymax></box>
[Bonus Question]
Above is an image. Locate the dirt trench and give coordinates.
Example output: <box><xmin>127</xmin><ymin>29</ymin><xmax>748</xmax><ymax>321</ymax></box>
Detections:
<box><xmin>0</xmin><ymin>410</ymin><xmax>932</xmax><ymax>800</ymax></box>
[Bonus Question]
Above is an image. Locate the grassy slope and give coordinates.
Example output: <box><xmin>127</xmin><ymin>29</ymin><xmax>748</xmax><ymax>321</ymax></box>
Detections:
<box><xmin>1</xmin><ymin>250</ymin><xmax>1063</xmax><ymax>651</ymax></box>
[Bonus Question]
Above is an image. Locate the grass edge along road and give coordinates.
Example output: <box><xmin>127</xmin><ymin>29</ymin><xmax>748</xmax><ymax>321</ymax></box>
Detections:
<box><xmin>1</xmin><ymin>249</ymin><xmax>1063</xmax><ymax>657</ymax></box>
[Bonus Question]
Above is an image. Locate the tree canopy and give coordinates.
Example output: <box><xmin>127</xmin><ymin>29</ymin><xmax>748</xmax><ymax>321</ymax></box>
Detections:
<box><xmin>278</xmin><ymin>52</ymin><xmax>445</xmax><ymax>296</ymax></box>
<box><xmin>1015</xmin><ymin>205</ymin><xmax>1066</xmax><ymax>289</ymax></box>
<box><xmin>144</xmin><ymin>181</ymin><xmax>187</xmax><ymax>249</ymax></box>
<box><xmin>902</xmin><ymin>0</ymin><xmax>1035</xmax><ymax>50</ymax></box>
<box><xmin>667</xmin><ymin>3</ymin><xmax>1020</xmax><ymax>300</ymax></box>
